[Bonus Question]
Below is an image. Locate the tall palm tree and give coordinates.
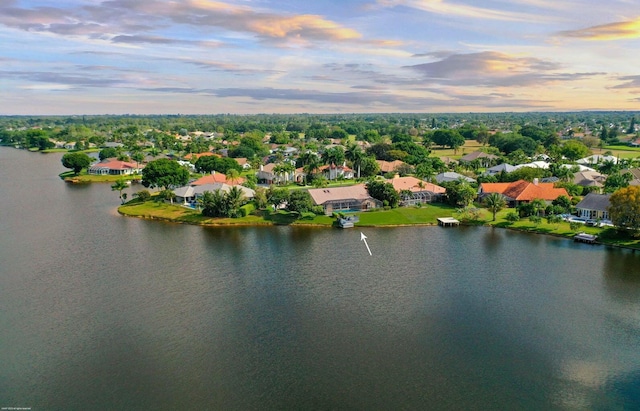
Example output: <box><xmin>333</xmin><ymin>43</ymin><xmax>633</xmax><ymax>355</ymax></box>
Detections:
<box><xmin>111</xmin><ymin>178</ymin><xmax>129</xmax><ymax>204</ymax></box>
<box><xmin>484</xmin><ymin>192</ymin><xmax>506</xmax><ymax>221</ymax></box>
<box><xmin>273</xmin><ymin>162</ymin><xmax>295</xmax><ymax>185</ymax></box>
<box><xmin>345</xmin><ymin>143</ymin><xmax>365</xmax><ymax>179</ymax></box>
<box><xmin>299</xmin><ymin>151</ymin><xmax>321</xmax><ymax>182</ymax></box>
<box><xmin>226</xmin><ymin>169</ymin><xmax>241</xmax><ymax>185</ymax></box>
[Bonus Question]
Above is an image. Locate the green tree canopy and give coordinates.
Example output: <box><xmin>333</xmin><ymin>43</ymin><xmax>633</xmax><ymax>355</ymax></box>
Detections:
<box><xmin>61</xmin><ymin>152</ymin><xmax>92</xmax><ymax>174</ymax></box>
<box><xmin>99</xmin><ymin>147</ymin><xmax>119</xmax><ymax>160</ymax></box>
<box><xmin>560</xmin><ymin>140</ymin><xmax>590</xmax><ymax>161</ymax></box>
<box><xmin>366</xmin><ymin>180</ymin><xmax>400</xmax><ymax>208</ymax></box>
<box><xmin>141</xmin><ymin>158</ymin><xmax>190</xmax><ymax>189</ymax></box>
<box><xmin>609</xmin><ymin>186</ymin><xmax>640</xmax><ymax>234</ymax></box>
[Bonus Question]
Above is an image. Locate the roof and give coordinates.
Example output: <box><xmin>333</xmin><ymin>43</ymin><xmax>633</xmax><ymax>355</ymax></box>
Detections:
<box><xmin>573</xmin><ymin>170</ymin><xmax>606</xmax><ymax>187</ymax></box>
<box><xmin>183</xmin><ymin>152</ymin><xmax>219</xmax><ymax>161</ymax></box>
<box><xmin>575</xmin><ymin>193</ymin><xmax>611</xmax><ymax>212</ymax></box>
<box><xmin>513</xmin><ymin>161</ymin><xmax>550</xmax><ymax>170</ymax></box>
<box><xmin>577</xmin><ymin>155</ymin><xmax>618</xmax><ymax>165</ymax></box>
<box><xmin>388</xmin><ymin>176</ymin><xmax>446</xmax><ymax>194</ymax></box>
<box><xmin>484</xmin><ymin>163</ymin><xmax>517</xmax><ymax>174</ymax></box>
<box><xmin>481</xmin><ymin>179</ymin><xmax>569</xmax><ymax>201</ymax></box>
<box><xmin>308</xmin><ymin>184</ymin><xmax>372</xmax><ymax>205</ymax></box>
<box><xmin>459</xmin><ymin>151</ymin><xmax>498</xmax><ymax>162</ymax></box>
<box><xmin>318</xmin><ymin>163</ymin><xmax>353</xmax><ymax>172</ymax></box>
<box><xmin>191</xmin><ymin>172</ymin><xmax>245</xmax><ymax>185</ymax></box>
<box><xmin>376</xmin><ymin>160</ymin><xmax>407</xmax><ymax>173</ymax></box>
<box><xmin>174</xmin><ymin>183</ymin><xmax>254</xmax><ymax>199</ymax></box>
<box><xmin>89</xmin><ymin>158</ymin><xmax>139</xmax><ymax>171</ymax></box>
<box><xmin>435</xmin><ymin>172</ymin><xmax>475</xmax><ymax>183</ymax></box>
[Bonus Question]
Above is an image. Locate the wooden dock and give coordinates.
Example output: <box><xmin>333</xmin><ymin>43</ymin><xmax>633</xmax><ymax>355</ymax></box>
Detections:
<box><xmin>437</xmin><ymin>217</ymin><xmax>460</xmax><ymax>227</ymax></box>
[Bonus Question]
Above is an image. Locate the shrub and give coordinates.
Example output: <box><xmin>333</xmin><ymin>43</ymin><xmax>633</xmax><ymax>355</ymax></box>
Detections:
<box><xmin>505</xmin><ymin>211</ymin><xmax>520</xmax><ymax>223</ymax></box>
<box><xmin>312</xmin><ymin>206</ymin><xmax>325</xmax><ymax>215</ymax></box>
<box><xmin>133</xmin><ymin>190</ymin><xmax>151</xmax><ymax>202</ymax></box>
<box><xmin>239</xmin><ymin>202</ymin><xmax>256</xmax><ymax>217</ymax></box>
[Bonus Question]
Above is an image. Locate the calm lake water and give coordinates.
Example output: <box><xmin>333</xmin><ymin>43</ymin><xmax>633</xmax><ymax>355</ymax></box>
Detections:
<box><xmin>2</xmin><ymin>147</ymin><xmax>640</xmax><ymax>410</ymax></box>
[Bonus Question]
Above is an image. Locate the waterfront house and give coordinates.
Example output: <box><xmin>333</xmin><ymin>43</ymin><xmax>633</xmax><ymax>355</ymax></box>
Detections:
<box><xmin>479</xmin><ymin>179</ymin><xmax>569</xmax><ymax>207</ymax></box>
<box><xmin>575</xmin><ymin>193</ymin><xmax>611</xmax><ymax>221</ymax></box>
<box><xmin>308</xmin><ymin>184</ymin><xmax>382</xmax><ymax>215</ymax></box>
<box><xmin>87</xmin><ymin>158</ymin><xmax>142</xmax><ymax>175</ymax></box>
<box><xmin>173</xmin><ymin>183</ymin><xmax>255</xmax><ymax>206</ymax></box>
<box><xmin>388</xmin><ymin>176</ymin><xmax>446</xmax><ymax>205</ymax></box>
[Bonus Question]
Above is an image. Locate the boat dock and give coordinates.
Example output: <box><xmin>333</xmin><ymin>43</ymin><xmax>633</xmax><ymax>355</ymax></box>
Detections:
<box><xmin>574</xmin><ymin>232</ymin><xmax>598</xmax><ymax>244</ymax></box>
<box><xmin>437</xmin><ymin>217</ymin><xmax>460</xmax><ymax>227</ymax></box>
<box><xmin>338</xmin><ymin>215</ymin><xmax>359</xmax><ymax>228</ymax></box>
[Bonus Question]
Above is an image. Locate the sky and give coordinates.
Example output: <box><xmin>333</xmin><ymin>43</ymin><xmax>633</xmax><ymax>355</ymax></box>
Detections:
<box><xmin>1</xmin><ymin>0</ymin><xmax>639</xmax><ymax>115</ymax></box>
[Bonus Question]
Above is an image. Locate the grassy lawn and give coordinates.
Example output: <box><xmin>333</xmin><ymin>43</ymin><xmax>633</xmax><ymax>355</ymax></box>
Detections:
<box><xmin>486</xmin><ymin>208</ymin><xmax>640</xmax><ymax>249</ymax></box>
<box><xmin>357</xmin><ymin>204</ymin><xmax>457</xmax><ymax>225</ymax></box>
<box><xmin>118</xmin><ymin>201</ymin><xmax>335</xmax><ymax>226</ymax></box>
<box><xmin>117</xmin><ymin>199</ymin><xmax>640</xmax><ymax>249</ymax></box>
<box><xmin>431</xmin><ymin>140</ymin><xmax>484</xmax><ymax>159</ymax></box>
<box><xmin>60</xmin><ymin>170</ymin><xmax>142</xmax><ymax>183</ymax></box>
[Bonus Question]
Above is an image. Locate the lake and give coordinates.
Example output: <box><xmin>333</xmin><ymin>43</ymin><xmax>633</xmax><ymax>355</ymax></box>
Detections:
<box><xmin>1</xmin><ymin>147</ymin><xmax>640</xmax><ymax>410</ymax></box>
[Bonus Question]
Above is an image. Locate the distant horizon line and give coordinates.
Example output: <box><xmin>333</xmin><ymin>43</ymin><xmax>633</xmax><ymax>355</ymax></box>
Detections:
<box><xmin>1</xmin><ymin>110</ymin><xmax>640</xmax><ymax>117</ymax></box>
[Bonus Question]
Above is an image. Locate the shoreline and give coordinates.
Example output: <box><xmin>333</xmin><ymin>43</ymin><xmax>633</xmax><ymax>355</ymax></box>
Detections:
<box><xmin>117</xmin><ymin>203</ymin><xmax>640</xmax><ymax>251</ymax></box>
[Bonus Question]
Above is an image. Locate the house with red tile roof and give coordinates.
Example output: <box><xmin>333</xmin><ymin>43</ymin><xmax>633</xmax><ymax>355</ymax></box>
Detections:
<box><xmin>388</xmin><ymin>176</ymin><xmax>446</xmax><ymax>205</ymax></box>
<box><xmin>183</xmin><ymin>152</ymin><xmax>219</xmax><ymax>161</ymax></box>
<box><xmin>88</xmin><ymin>158</ymin><xmax>142</xmax><ymax>175</ymax></box>
<box><xmin>479</xmin><ymin>179</ymin><xmax>569</xmax><ymax>207</ymax></box>
<box><xmin>191</xmin><ymin>171</ymin><xmax>245</xmax><ymax>186</ymax></box>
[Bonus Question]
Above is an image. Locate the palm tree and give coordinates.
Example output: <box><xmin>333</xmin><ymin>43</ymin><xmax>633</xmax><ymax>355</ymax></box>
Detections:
<box><xmin>111</xmin><ymin>178</ymin><xmax>129</xmax><ymax>204</ymax></box>
<box><xmin>345</xmin><ymin>143</ymin><xmax>365</xmax><ymax>179</ymax></box>
<box><xmin>299</xmin><ymin>152</ymin><xmax>321</xmax><ymax>183</ymax></box>
<box><xmin>226</xmin><ymin>169</ymin><xmax>241</xmax><ymax>185</ymax></box>
<box><xmin>484</xmin><ymin>192</ymin><xmax>506</xmax><ymax>221</ymax></box>
<box><xmin>554</xmin><ymin>165</ymin><xmax>574</xmax><ymax>183</ymax></box>
<box><xmin>273</xmin><ymin>162</ymin><xmax>295</xmax><ymax>185</ymax></box>
<box><xmin>225</xmin><ymin>186</ymin><xmax>245</xmax><ymax>217</ymax></box>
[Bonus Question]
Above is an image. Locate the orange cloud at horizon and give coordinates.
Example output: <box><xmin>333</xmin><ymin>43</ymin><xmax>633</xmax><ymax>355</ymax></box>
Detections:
<box><xmin>559</xmin><ymin>18</ymin><xmax>640</xmax><ymax>41</ymax></box>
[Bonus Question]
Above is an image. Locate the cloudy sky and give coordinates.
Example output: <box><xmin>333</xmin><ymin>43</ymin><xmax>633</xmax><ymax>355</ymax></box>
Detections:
<box><xmin>1</xmin><ymin>0</ymin><xmax>639</xmax><ymax>114</ymax></box>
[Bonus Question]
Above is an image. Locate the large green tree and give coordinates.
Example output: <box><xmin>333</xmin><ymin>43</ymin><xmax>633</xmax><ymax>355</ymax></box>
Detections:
<box><xmin>609</xmin><ymin>186</ymin><xmax>640</xmax><ymax>234</ymax></box>
<box><xmin>560</xmin><ymin>140</ymin><xmax>590</xmax><ymax>161</ymax></box>
<box><xmin>61</xmin><ymin>152</ymin><xmax>92</xmax><ymax>174</ymax></box>
<box><xmin>366</xmin><ymin>180</ymin><xmax>400</xmax><ymax>208</ymax></box>
<box><xmin>141</xmin><ymin>158</ymin><xmax>189</xmax><ymax>189</ymax></box>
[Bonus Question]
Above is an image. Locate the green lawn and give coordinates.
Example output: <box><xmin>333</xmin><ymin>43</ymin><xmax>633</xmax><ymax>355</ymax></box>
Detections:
<box><xmin>357</xmin><ymin>204</ymin><xmax>457</xmax><ymax>225</ymax></box>
<box><xmin>60</xmin><ymin>170</ymin><xmax>142</xmax><ymax>183</ymax></box>
<box><xmin>486</xmin><ymin>208</ymin><xmax>640</xmax><ymax>249</ymax></box>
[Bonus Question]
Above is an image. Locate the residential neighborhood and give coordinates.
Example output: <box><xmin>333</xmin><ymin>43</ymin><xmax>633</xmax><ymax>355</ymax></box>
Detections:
<box><xmin>2</xmin><ymin>112</ymin><xmax>640</xmax><ymax>235</ymax></box>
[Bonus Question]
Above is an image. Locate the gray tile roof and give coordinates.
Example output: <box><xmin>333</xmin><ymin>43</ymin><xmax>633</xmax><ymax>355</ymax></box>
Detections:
<box><xmin>575</xmin><ymin>193</ymin><xmax>611</xmax><ymax>212</ymax></box>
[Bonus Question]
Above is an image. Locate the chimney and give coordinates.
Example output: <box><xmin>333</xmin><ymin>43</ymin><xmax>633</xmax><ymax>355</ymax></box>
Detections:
<box><xmin>533</xmin><ymin>178</ymin><xmax>539</xmax><ymax>185</ymax></box>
